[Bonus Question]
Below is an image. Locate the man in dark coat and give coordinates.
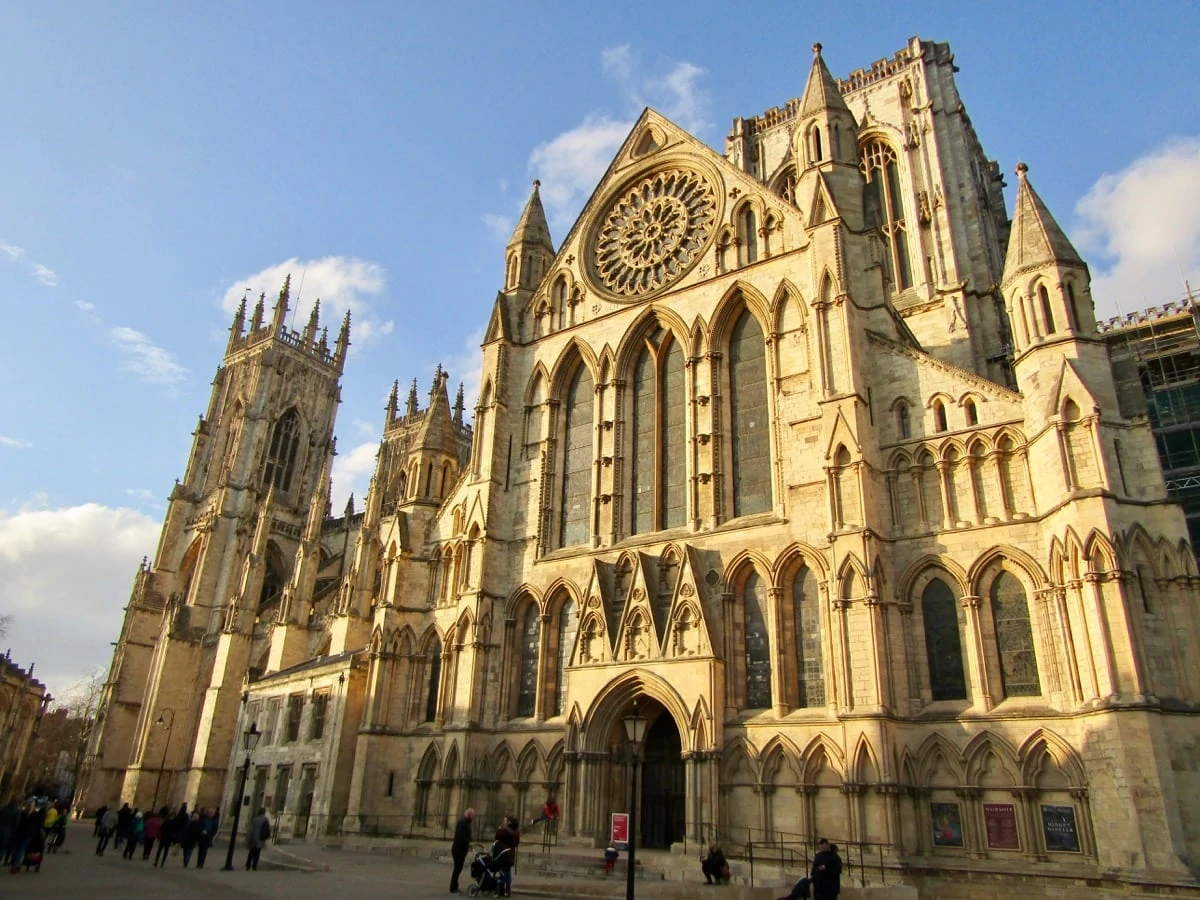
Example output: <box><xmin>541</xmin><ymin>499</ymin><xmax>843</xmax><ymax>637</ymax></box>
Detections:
<box><xmin>245</xmin><ymin>807</ymin><xmax>271</xmax><ymax>871</ymax></box>
<box><xmin>810</xmin><ymin>838</ymin><xmax>842</xmax><ymax>900</ymax></box>
<box><xmin>449</xmin><ymin>807</ymin><xmax>475</xmax><ymax>893</ymax></box>
<box><xmin>492</xmin><ymin>815</ymin><xmax>520</xmax><ymax>897</ymax></box>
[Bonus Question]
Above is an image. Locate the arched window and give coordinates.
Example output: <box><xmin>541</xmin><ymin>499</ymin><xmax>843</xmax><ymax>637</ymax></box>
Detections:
<box><xmin>424</xmin><ymin>637</ymin><xmax>442</xmax><ymax>723</ymax></box>
<box><xmin>742</xmin><ymin>571</ymin><xmax>771</xmax><ymax>709</ymax></box>
<box><xmin>516</xmin><ymin>605</ymin><xmax>540</xmax><ymax>717</ymax></box>
<box><xmin>964</xmin><ymin>399</ymin><xmax>978</xmax><ymax>426</ymax></box>
<box><xmin>506</xmin><ymin>255</ymin><xmax>517</xmax><ymax>290</ymax></box>
<box><xmin>1066</xmin><ymin>282</ymin><xmax>1082</xmax><ymax>331</ymax></box>
<box><xmin>740</xmin><ymin>208</ymin><xmax>758</xmax><ymax>265</ymax></box>
<box><xmin>990</xmin><ymin>571</ymin><xmax>1041</xmax><ymax>697</ymax></box>
<box><xmin>1038</xmin><ymin>285</ymin><xmax>1056</xmax><ymax>334</ymax></box>
<box><xmin>631</xmin><ymin>326</ymin><xmax>686</xmax><ymax>534</ymax></box>
<box><xmin>811</xmin><ymin>126</ymin><xmax>823</xmax><ymax>163</ymax></box>
<box><xmin>554</xmin><ymin>278</ymin><xmax>568</xmax><ymax>331</ymax></box>
<box><xmin>860</xmin><ymin>140</ymin><xmax>912</xmax><ymax>291</ymax></box>
<box><xmin>729</xmin><ymin>309</ymin><xmax>771</xmax><ymax>517</ymax></box>
<box><xmin>792</xmin><ymin>565</ymin><xmax>824</xmax><ymax>707</ymax></box>
<box><xmin>922</xmin><ymin>579</ymin><xmax>967</xmax><ymax>700</ymax></box>
<box><xmin>263</xmin><ymin>408</ymin><xmax>301</xmax><ymax>492</ymax></box>
<box><xmin>555</xmin><ymin>598</ymin><xmax>577</xmax><ymax>715</ymax></box>
<box><xmin>558</xmin><ymin>365</ymin><xmax>594</xmax><ymax>548</ymax></box>
<box><xmin>933</xmin><ymin>400</ymin><xmax>948</xmax><ymax>433</ymax></box>
<box><xmin>897</xmin><ymin>402</ymin><xmax>911</xmax><ymax>439</ymax></box>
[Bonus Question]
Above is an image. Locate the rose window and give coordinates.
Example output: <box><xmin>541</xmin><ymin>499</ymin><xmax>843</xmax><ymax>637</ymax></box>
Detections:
<box><xmin>592</xmin><ymin>169</ymin><xmax>716</xmax><ymax>298</ymax></box>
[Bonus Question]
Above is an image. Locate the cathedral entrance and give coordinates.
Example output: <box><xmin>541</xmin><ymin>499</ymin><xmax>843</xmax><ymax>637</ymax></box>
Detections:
<box><xmin>639</xmin><ymin>712</ymin><xmax>684</xmax><ymax>849</ymax></box>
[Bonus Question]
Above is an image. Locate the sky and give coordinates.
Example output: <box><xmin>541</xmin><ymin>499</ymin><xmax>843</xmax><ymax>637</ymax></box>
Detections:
<box><xmin>3</xmin><ymin>1</ymin><xmax>1200</xmax><ymax>698</ymax></box>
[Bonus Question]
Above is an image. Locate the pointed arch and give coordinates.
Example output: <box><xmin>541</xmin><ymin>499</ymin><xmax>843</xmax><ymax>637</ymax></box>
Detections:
<box><xmin>914</xmin><ymin>732</ymin><xmax>964</xmax><ymax>786</ymax></box>
<box><xmin>761</xmin><ymin>733</ymin><xmax>802</xmax><ymax>785</ymax></box>
<box><xmin>800</xmin><ymin>734</ymin><xmax>846</xmax><ymax>781</ymax></box>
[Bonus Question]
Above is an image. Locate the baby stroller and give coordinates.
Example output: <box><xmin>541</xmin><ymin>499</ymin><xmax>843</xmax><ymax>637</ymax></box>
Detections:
<box><xmin>466</xmin><ymin>844</ymin><xmax>514</xmax><ymax>897</ymax></box>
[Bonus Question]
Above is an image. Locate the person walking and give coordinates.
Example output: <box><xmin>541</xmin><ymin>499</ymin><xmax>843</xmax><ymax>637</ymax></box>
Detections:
<box><xmin>196</xmin><ymin>807</ymin><xmax>216</xmax><ymax>869</ymax></box>
<box><xmin>122</xmin><ymin>813</ymin><xmax>145</xmax><ymax>859</ymax></box>
<box><xmin>95</xmin><ymin>805</ymin><xmax>118</xmax><ymax>856</ymax></box>
<box><xmin>245</xmin><ymin>807</ymin><xmax>271</xmax><ymax>871</ymax></box>
<box><xmin>114</xmin><ymin>803</ymin><xmax>133</xmax><ymax>850</ymax></box>
<box><xmin>93</xmin><ymin>803</ymin><xmax>108</xmax><ymax>838</ymax></box>
<box><xmin>449</xmin><ymin>807</ymin><xmax>475</xmax><ymax>893</ymax></box>
<box><xmin>492</xmin><ymin>815</ymin><xmax>520</xmax><ymax>897</ymax></box>
<box><xmin>181</xmin><ymin>811</ymin><xmax>202</xmax><ymax>867</ymax></box>
<box><xmin>153</xmin><ymin>806</ymin><xmax>176</xmax><ymax>867</ymax></box>
<box><xmin>0</xmin><ymin>797</ymin><xmax>19</xmax><ymax>865</ymax></box>
<box><xmin>142</xmin><ymin>809</ymin><xmax>162</xmax><ymax>861</ymax></box>
<box><xmin>811</xmin><ymin>839</ymin><xmax>842</xmax><ymax>900</ymax></box>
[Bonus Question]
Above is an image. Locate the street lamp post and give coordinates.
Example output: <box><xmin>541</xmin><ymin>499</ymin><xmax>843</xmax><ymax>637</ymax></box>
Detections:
<box><xmin>622</xmin><ymin>700</ymin><xmax>648</xmax><ymax>900</ymax></box>
<box><xmin>222</xmin><ymin>723</ymin><xmax>261</xmax><ymax>872</ymax></box>
<box><xmin>150</xmin><ymin>708</ymin><xmax>175</xmax><ymax>813</ymax></box>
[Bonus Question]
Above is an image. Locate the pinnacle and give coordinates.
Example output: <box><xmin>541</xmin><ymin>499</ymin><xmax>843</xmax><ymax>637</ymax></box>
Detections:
<box><xmin>799</xmin><ymin>40</ymin><xmax>851</xmax><ymax>119</ymax></box>
<box><xmin>507</xmin><ymin>180</ymin><xmax>554</xmax><ymax>252</ymax></box>
<box><xmin>1002</xmin><ymin>161</ymin><xmax>1083</xmax><ymax>281</ymax></box>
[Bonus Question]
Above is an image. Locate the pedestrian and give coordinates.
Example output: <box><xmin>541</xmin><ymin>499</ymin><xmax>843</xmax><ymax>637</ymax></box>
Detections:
<box><xmin>492</xmin><ymin>814</ymin><xmax>520</xmax><ymax>897</ymax></box>
<box><xmin>245</xmin><ymin>807</ymin><xmax>271</xmax><ymax>871</ymax></box>
<box><xmin>47</xmin><ymin>801</ymin><xmax>67</xmax><ymax>852</ymax></box>
<box><xmin>153</xmin><ymin>806</ymin><xmax>175</xmax><ymax>866</ymax></box>
<box><xmin>700</xmin><ymin>840</ymin><xmax>730</xmax><ymax>884</ymax></box>
<box><xmin>196</xmin><ymin>807</ymin><xmax>216</xmax><ymax>869</ymax></box>
<box><xmin>95</xmin><ymin>804</ymin><xmax>118</xmax><ymax>856</ymax></box>
<box><xmin>811</xmin><ymin>838</ymin><xmax>842</xmax><ymax>900</ymax></box>
<box><xmin>93</xmin><ymin>803</ymin><xmax>108</xmax><ymax>838</ymax></box>
<box><xmin>9</xmin><ymin>802</ymin><xmax>41</xmax><ymax>872</ymax></box>
<box><xmin>181</xmin><ymin>810</ymin><xmax>202</xmax><ymax>866</ymax></box>
<box><xmin>123</xmin><ymin>812</ymin><xmax>145</xmax><ymax>859</ymax></box>
<box><xmin>529</xmin><ymin>794</ymin><xmax>560</xmax><ymax>828</ymax></box>
<box><xmin>0</xmin><ymin>797</ymin><xmax>19</xmax><ymax>865</ymax></box>
<box><xmin>114</xmin><ymin>802</ymin><xmax>133</xmax><ymax>850</ymax></box>
<box><xmin>449</xmin><ymin>806</ymin><xmax>475</xmax><ymax>893</ymax></box>
<box><xmin>142</xmin><ymin>809</ymin><xmax>162</xmax><ymax>860</ymax></box>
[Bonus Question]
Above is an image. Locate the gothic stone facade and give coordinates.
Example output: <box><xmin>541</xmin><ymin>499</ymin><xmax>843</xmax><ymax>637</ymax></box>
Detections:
<box><xmin>84</xmin><ymin>38</ymin><xmax>1200</xmax><ymax>891</ymax></box>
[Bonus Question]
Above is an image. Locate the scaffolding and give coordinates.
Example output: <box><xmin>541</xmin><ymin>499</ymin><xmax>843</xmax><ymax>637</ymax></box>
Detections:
<box><xmin>1101</xmin><ymin>285</ymin><xmax>1200</xmax><ymax>553</ymax></box>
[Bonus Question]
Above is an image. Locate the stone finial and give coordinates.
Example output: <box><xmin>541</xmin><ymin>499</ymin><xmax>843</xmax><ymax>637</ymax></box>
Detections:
<box><xmin>1016</xmin><ymin>161</ymin><xmax>1029</xmax><ymax>177</ymax></box>
<box><xmin>533</xmin><ymin>179</ymin><xmax>541</xmax><ymax>190</ymax></box>
<box><xmin>813</xmin><ymin>42</ymin><xmax>823</xmax><ymax>56</ymax></box>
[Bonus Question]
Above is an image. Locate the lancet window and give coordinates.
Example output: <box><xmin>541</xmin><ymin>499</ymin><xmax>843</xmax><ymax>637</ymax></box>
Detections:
<box><xmin>860</xmin><ymin>139</ymin><xmax>912</xmax><ymax>291</ymax></box>
<box><xmin>424</xmin><ymin>637</ymin><xmax>442</xmax><ymax>723</ymax></box>
<box><xmin>922</xmin><ymin>578</ymin><xmax>967</xmax><ymax>700</ymax></box>
<box><xmin>262</xmin><ymin>408</ymin><xmax>301</xmax><ymax>492</ymax></box>
<box><xmin>516</xmin><ymin>605</ymin><xmax>540</xmax><ymax>717</ymax></box>
<box><xmin>557</xmin><ymin>365</ymin><xmax>594</xmax><ymax>548</ymax></box>
<box><xmin>990</xmin><ymin>571</ymin><xmax>1040</xmax><ymax>697</ymax></box>
<box><xmin>555</xmin><ymin>598</ymin><xmax>577</xmax><ymax>716</ymax></box>
<box><xmin>791</xmin><ymin>564</ymin><xmax>824</xmax><ymax>707</ymax></box>
<box><xmin>728</xmin><ymin>309</ymin><xmax>771</xmax><ymax>517</ymax></box>
<box><xmin>631</xmin><ymin>326</ymin><xmax>686</xmax><ymax>534</ymax></box>
<box><xmin>742</xmin><ymin>571</ymin><xmax>771</xmax><ymax>709</ymax></box>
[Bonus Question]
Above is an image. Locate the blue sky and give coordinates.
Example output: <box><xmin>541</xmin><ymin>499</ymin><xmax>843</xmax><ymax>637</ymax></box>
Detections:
<box><xmin>3</xmin><ymin>1</ymin><xmax>1200</xmax><ymax>696</ymax></box>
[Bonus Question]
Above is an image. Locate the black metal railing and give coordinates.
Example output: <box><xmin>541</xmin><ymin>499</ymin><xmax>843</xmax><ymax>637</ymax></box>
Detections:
<box><xmin>695</xmin><ymin>823</ymin><xmax>895</xmax><ymax>888</ymax></box>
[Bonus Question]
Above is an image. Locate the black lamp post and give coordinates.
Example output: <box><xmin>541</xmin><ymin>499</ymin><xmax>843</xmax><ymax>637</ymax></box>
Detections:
<box><xmin>150</xmin><ymin>708</ymin><xmax>175</xmax><ymax>812</ymax></box>
<box><xmin>222</xmin><ymin>722</ymin><xmax>261</xmax><ymax>871</ymax></box>
<box><xmin>622</xmin><ymin>700</ymin><xmax>648</xmax><ymax>900</ymax></box>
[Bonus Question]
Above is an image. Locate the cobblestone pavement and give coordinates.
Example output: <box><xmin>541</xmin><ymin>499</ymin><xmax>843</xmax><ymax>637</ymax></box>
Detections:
<box><xmin>5</xmin><ymin>824</ymin><xmax>612</xmax><ymax>899</ymax></box>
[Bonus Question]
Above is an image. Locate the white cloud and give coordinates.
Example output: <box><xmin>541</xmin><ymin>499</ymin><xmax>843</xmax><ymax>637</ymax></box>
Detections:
<box><xmin>1074</xmin><ymin>137</ymin><xmax>1200</xmax><ymax>318</ymax></box>
<box><xmin>482</xmin><ymin>213</ymin><xmax>514</xmax><ymax>241</ymax></box>
<box><xmin>75</xmin><ymin>300</ymin><xmax>95</xmax><ymax>311</ymax></box>
<box><xmin>31</xmin><ymin>263</ymin><xmax>58</xmax><ymax>287</ymax></box>
<box><xmin>0</xmin><ymin>436</ymin><xmax>32</xmax><ymax>449</ymax></box>
<box><xmin>0</xmin><ymin>503</ymin><xmax>160</xmax><ymax>695</ymax></box>
<box><xmin>529</xmin><ymin>116</ymin><xmax>633</xmax><ymax>228</ymax></box>
<box><xmin>330</xmin><ymin>440</ymin><xmax>379</xmax><ymax>513</ymax></box>
<box><xmin>220</xmin><ymin>256</ymin><xmax>392</xmax><ymax>351</ymax></box>
<box><xmin>0</xmin><ymin>241</ymin><xmax>24</xmax><ymax>260</ymax></box>
<box><xmin>109</xmin><ymin>326</ymin><xmax>190</xmax><ymax>388</ymax></box>
<box><xmin>124</xmin><ymin>488</ymin><xmax>154</xmax><ymax>500</ymax></box>
<box><xmin>517</xmin><ymin>46</ymin><xmax>711</xmax><ymax>232</ymax></box>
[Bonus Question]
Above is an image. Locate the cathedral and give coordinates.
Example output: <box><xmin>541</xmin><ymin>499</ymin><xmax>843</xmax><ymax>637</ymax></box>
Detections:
<box><xmin>82</xmin><ymin>37</ymin><xmax>1200</xmax><ymax>891</ymax></box>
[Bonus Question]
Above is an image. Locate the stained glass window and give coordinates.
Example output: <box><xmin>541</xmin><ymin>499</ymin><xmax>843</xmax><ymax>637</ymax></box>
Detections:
<box><xmin>517</xmin><ymin>605</ymin><xmax>540</xmax><ymax>717</ymax></box>
<box><xmin>922</xmin><ymin>579</ymin><xmax>967</xmax><ymax>701</ymax></box>
<box><xmin>991</xmin><ymin>572</ymin><xmax>1041</xmax><ymax>697</ymax></box>
<box><xmin>556</xmin><ymin>599</ymin><xmax>577</xmax><ymax>715</ymax></box>
<box><xmin>631</xmin><ymin>329</ymin><xmax>686</xmax><ymax>535</ymax></box>
<box><xmin>424</xmin><ymin>637</ymin><xmax>442</xmax><ymax>723</ymax></box>
<box><xmin>730</xmin><ymin>310</ymin><xmax>771</xmax><ymax>517</ymax></box>
<box><xmin>860</xmin><ymin>140</ymin><xmax>912</xmax><ymax>291</ymax></box>
<box><xmin>792</xmin><ymin>565</ymin><xmax>824</xmax><ymax>707</ymax></box>
<box><xmin>263</xmin><ymin>408</ymin><xmax>301</xmax><ymax>492</ymax></box>
<box><xmin>743</xmin><ymin>572</ymin><xmax>771</xmax><ymax>709</ymax></box>
<box><xmin>558</xmin><ymin>366</ymin><xmax>594</xmax><ymax>547</ymax></box>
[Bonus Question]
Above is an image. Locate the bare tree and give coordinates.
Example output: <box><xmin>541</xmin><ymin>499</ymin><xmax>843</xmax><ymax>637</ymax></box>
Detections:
<box><xmin>0</xmin><ymin>613</ymin><xmax>11</xmax><ymax>640</ymax></box>
<box><xmin>45</xmin><ymin>668</ymin><xmax>107</xmax><ymax>803</ymax></box>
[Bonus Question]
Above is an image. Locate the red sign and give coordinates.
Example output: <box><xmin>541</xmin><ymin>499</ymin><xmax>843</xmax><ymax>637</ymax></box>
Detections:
<box><xmin>983</xmin><ymin>803</ymin><xmax>1020</xmax><ymax>850</ymax></box>
<box><xmin>611</xmin><ymin>813</ymin><xmax>629</xmax><ymax>846</ymax></box>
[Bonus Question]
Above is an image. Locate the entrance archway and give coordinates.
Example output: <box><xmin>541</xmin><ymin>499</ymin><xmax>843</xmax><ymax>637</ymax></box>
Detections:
<box><xmin>640</xmin><ymin>711</ymin><xmax>685</xmax><ymax>849</ymax></box>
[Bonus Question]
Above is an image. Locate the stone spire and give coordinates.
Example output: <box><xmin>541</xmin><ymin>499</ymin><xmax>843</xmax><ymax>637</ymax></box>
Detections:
<box><xmin>227</xmin><ymin>294</ymin><xmax>247</xmax><ymax>353</ymax></box>
<box><xmin>505</xmin><ymin>180</ymin><xmax>555</xmax><ymax>292</ymax></box>
<box><xmin>385</xmin><ymin>379</ymin><xmax>399</xmax><ymax>427</ymax></box>
<box><xmin>1002</xmin><ymin>162</ymin><xmax>1085</xmax><ymax>282</ymax></box>
<box><xmin>453</xmin><ymin>382</ymin><xmax>465</xmax><ymax>428</ymax></box>
<box><xmin>334</xmin><ymin>310</ymin><xmax>351</xmax><ymax>373</ymax></box>
<box><xmin>406</xmin><ymin>378</ymin><xmax>420</xmax><ymax>416</ymax></box>
<box><xmin>800</xmin><ymin>43</ymin><xmax>852</xmax><ymax>119</ymax></box>
<box><xmin>793</xmin><ymin>43</ymin><xmax>862</xmax><ymax>229</ymax></box>
<box><xmin>271</xmin><ymin>274</ymin><xmax>291</xmax><ymax>331</ymax></box>
<box><xmin>250</xmin><ymin>292</ymin><xmax>266</xmax><ymax>332</ymax></box>
<box><xmin>304</xmin><ymin>298</ymin><xmax>321</xmax><ymax>346</ymax></box>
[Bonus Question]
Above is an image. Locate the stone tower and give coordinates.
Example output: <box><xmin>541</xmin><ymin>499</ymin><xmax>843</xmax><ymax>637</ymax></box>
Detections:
<box><xmin>80</xmin><ymin>278</ymin><xmax>349</xmax><ymax>812</ymax></box>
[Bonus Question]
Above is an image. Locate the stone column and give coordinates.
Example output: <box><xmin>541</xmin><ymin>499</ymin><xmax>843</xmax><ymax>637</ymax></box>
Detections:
<box><xmin>1068</xmin><ymin>578</ymin><xmax>1099</xmax><ymax>701</ymax></box>
<box><xmin>1051</xmin><ymin>586</ymin><xmax>1084</xmax><ymax>704</ymax></box>
<box><xmin>768</xmin><ymin>586</ymin><xmax>788</xmax><ymax>715</ymax></box>
<box><xmin>960</xmin><ymin>595</ymin><xmax>993</xmax><ymax>709</ymax></box>
<box><xmin>722</xmin><ymin>591</ymin><xmax>738</xmax><ymax>715</ymax></box>
<box><xmin>534</xmin><ymin>613</ymin><xmax>551</xmax><ymax>722</ymax></box>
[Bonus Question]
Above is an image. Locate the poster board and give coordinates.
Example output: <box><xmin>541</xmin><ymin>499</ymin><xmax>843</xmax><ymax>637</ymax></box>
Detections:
<box><xmin>611</xmin><ymin>812</ymin><xmax>629</xmax><ymax>849</ymax></box>
<box><xmin>930</xmin><ymin>802</ymin><xmax>964</xmax><ymax>847</ymax></box>
<box><xmin>1041</xmin><ymin>805</ymin><xmax>1080</xmax><ymax>852</ymax></box>
<box><xmin>983</xmin><ymin>802</ymin><xmax>1020</xmax><ymax>850</ymax></box>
